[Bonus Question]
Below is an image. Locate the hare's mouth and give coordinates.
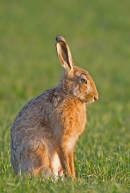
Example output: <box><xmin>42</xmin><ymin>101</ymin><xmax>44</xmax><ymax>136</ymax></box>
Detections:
<box><xmin>86</xmin><ymin>96</ymin><xmax>98</xmax><ymax>104</ymax></box>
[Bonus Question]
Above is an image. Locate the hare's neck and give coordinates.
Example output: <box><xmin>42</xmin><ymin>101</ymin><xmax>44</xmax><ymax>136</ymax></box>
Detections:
<box><xmin>57</xmin><ymin>78</ymin><xmax>72</xmax><ymax>95</ymax></box>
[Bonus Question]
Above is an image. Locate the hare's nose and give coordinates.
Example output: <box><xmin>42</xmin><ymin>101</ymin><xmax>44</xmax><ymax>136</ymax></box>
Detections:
<box><xmin>94</xmin><ymin>96</ymin><xmax>98</xmax><ymax>101</ymax></box>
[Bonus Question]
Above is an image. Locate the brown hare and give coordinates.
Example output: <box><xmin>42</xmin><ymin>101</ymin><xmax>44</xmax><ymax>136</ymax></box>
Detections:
<box><xmin>10</xmin><ymin>35</ymin><xmax>98</xmax><ymax>179</ymax></box>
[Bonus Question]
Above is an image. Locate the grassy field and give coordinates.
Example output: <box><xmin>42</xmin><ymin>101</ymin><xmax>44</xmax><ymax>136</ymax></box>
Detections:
<box><xmin>0</xmin><ymin>0</ymin><xmax>130</xmax><ymax>192</ymax></box>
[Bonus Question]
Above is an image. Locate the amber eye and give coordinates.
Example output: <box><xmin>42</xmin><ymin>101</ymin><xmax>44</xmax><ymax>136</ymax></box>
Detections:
<box><xmin>81</xmin><ymin>78</ymin><xmax>87</xmax><ymax>84</ymax></box>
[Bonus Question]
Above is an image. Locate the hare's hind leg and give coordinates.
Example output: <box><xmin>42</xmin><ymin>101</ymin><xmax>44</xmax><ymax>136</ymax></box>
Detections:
<box><xmin>31</xmin><ymin>146</ymin><xmax>51</xmax><ymax>177</ymax></box>
<box><xmin>11</xmin><ymin>127</ymin><xmax>53</xmax><ymax>177</ymax></box>
<box><xmin>33</xmin><ymin>147</ymin><xmax>64</xmax><ymax>179</ymax></box>
<box><xmin>19</xmin><ymin>144</ymin><xmax>52</xmax><ymax>177</ymax></box>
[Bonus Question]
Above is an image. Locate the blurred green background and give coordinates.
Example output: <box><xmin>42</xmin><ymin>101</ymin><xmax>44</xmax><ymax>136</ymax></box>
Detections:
<box><xmin>0</xmin><ymin>0</ymin><xmax>130</xmax><ymax>192</ymax></box>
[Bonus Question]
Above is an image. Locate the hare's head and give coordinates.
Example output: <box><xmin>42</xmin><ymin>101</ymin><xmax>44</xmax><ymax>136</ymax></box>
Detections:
<box><xmin>56</xmin><ymin>35</ymin><xmax>98</xmax><ymax>103</ymax></box>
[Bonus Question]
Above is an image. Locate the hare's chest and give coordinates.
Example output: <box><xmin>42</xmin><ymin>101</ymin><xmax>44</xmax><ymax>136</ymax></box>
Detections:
<box><xmin>75</xmin><ymin>105</ymin><xmax>86</xmax><ymax>131</ymax></box>
<box><xmin>69</xmin><ymin>100</ymin><xmax>86</xmax><ymax>134</ymax></box>
<box><xmin>52</xmin><ymin>99</ymin><xmax>86</xmax><ymax>143</ymax></box>
<box><xmin>65</xmin><ymin>99</ymin><xmax>86</xmax><ymax>132</ymax></box>
<box><xmin>62</xmin><ymin>99</ymin><xmax>86</xmax><ymax>138</ymax></box>
<box><xmin>64</xmin><ymin>110</ymin><xmax>86</xmax><ymax>151</ymax></box>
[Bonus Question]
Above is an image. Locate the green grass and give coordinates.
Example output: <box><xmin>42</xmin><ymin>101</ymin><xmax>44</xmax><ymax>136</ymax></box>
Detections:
<box><xmin>0</xmin><ymin>0</ymin><xmax>130</xmax><ymax>192</ymax></box>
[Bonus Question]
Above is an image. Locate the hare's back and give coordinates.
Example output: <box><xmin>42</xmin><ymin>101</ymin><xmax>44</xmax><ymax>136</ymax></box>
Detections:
<box><xmin>11</xmin><ymin>89</ymin><xmax>56</xmax><ymax>132</ymax></box>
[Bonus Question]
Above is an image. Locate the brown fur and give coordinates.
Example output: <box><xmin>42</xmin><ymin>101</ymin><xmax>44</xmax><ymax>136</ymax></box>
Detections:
<box><xmin>10</xmin><ymin>35</ymin><xmax>98</xmax><ymax>179</ymax></box>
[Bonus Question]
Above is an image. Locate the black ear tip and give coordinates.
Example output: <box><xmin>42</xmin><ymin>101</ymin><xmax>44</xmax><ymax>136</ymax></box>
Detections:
<box><xmin>56</xmin><ymin>35</ymin><xmax>61</xmax><ymax>42</ymax></box>
<box><xmin>56</xmin><ymin>35</ymin><xmax>66</xmax><ymax>43</ymax></box>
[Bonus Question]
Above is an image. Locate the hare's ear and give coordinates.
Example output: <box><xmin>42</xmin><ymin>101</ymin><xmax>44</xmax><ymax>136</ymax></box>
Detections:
<box><xmin>56</xmin><ymin>35</ymin><xmax>74</xmax><ymax>76</ymax></box>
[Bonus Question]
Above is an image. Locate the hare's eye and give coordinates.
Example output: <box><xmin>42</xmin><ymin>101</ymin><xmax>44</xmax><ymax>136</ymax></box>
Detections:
<box><xmin>81</xmin><ymin>78</ymin><xmax>87</xmax><ymax>84</ymax></box>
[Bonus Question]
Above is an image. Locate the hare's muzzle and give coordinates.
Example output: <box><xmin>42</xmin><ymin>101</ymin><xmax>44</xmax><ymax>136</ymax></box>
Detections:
<box><xmin>94</xmin><ymin>96</ymin><xmax>98</xmax><ymax>101</ymax></box>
